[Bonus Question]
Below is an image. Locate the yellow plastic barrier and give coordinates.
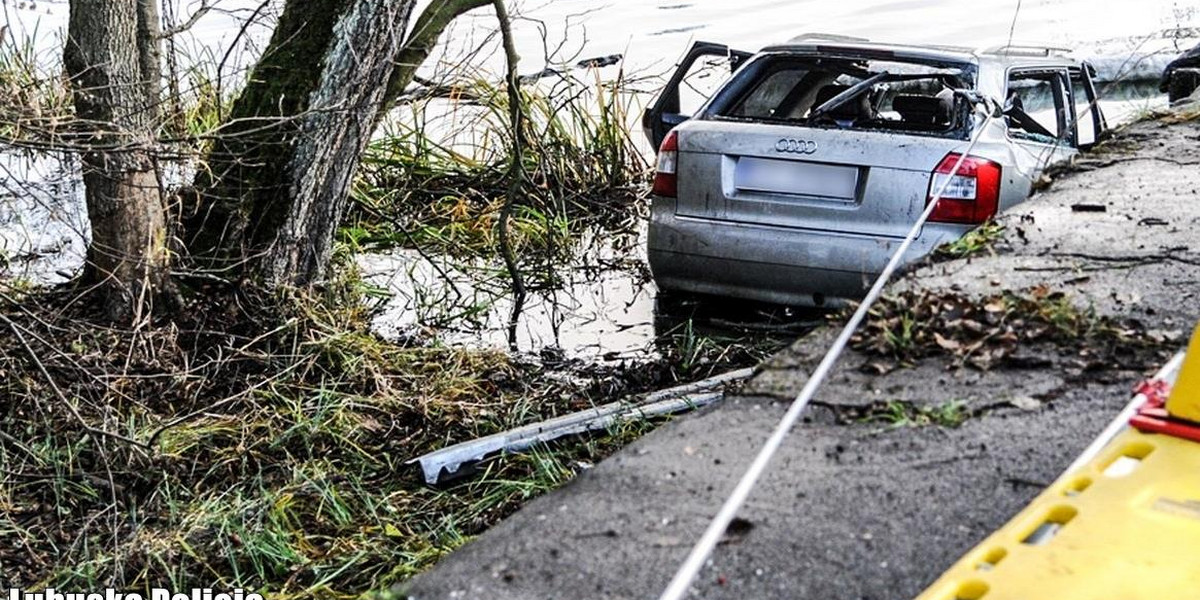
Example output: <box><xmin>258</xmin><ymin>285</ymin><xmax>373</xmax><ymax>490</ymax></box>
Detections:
<box><xmin>1167</xmin><ymin>323</ymin><xmax>1200</xmax><ymax>423</ymax></box>
<box><xmin>912</xmin><ymin>426</ymin><xmax>1200</xmax><ymax>600</ymax></box>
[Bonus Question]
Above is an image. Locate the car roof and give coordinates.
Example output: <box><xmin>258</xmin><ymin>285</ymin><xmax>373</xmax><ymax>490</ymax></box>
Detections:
<box><xmin>759</xmin><ymin>34</ymin><xmax>1081</xmax><ymax>69</ymax></box>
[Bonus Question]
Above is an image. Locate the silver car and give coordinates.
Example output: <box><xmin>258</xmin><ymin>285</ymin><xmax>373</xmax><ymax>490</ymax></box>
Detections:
<box><xmin>644</xmin><ymin>35</ymin><xmax>1107</xmax><ymax>307</ymax></box>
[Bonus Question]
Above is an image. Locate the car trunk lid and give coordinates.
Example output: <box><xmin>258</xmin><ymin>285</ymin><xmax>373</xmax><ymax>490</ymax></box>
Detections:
<box><xmin>674</xmin><ymin>120</ymin><xmax>967</xmax><ymax>238</ymax></box>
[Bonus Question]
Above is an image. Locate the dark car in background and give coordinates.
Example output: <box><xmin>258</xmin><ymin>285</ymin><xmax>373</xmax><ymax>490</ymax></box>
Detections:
<box><xmin>1161</xmin><ymin>42</ymin><xmax>1200</xmax><ymax>103</ymax></box>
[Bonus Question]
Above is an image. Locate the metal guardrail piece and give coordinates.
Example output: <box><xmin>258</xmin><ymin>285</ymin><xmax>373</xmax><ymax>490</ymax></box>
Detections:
<box><xmin>407</xmin><ymin>368</ymin><xmax>754</xmax><ymax>485</ymax></box>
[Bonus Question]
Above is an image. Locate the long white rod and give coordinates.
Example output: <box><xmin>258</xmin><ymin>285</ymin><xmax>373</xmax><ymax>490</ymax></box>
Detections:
<box><xmin>1062</xmin><ymin>351</ymin><xmax>1185</xmax><ymax>475</ymax></box>
<box><xmin>658</xmin><ymin>106</ymin><xmax>998</xmax><ymax>600</ymax></box>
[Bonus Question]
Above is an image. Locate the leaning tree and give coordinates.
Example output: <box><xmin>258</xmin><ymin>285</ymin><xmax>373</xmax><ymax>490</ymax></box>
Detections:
<box><xmin>65</xmin><ymin>0</ymin><xmax>493</xmax><ymax>320</ymax></box>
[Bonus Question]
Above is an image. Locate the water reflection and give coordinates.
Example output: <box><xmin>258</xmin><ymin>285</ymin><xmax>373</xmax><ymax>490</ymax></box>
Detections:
<box><xmin>359</xmin><ymin>232</ymin><xmax>660</xmax><ymax>360</ymax></box>
<box><xmin>357</xmin><ymin>229</ymin><xmax>823</xmax><ymax>361</ymax></box>
<box><xmin>0</xmin><ymin>152</ymin><xmax>88</xmax><ymax>284</ymax></box>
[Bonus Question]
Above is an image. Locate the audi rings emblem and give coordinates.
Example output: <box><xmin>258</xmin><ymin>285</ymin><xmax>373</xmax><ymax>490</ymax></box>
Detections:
<box><xmin>774</xmin><ymin>138</ymin><xmax>817</xmax><ymax>154</ymax></box>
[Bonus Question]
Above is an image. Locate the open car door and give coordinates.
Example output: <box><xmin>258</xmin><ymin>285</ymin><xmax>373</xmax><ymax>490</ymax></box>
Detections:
<box><xmin>643</xmin><ymin>42</ymin><xmax>752</xmax><ymax>150</ymax></box>
<box><xmin>1071</xmin><ymin>63</ymin><xmax>1107</xmax><ymax>150</ymax></box>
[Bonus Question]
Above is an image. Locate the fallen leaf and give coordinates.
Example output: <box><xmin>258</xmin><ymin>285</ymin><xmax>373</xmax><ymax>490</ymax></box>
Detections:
<box><xmin>862</xmin><ymin>361</ymin><xmax>895</xmax><ymax>375</ymax></box>
<box><xmin>934</xmin><ymin>333</ymin><xmax>961</xmax><ymax>351</ymax></box>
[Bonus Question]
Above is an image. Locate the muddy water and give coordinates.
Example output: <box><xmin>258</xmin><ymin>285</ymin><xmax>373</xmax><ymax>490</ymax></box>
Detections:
<box><xmin>0</xmin><ymin>152</ymin><xmax>87</xmax><ymax>284</ymax></box>
<box><xmin>3</xmin><ymin>0</ymin><xmax>1198</xmax><ymax>358</ymax></box>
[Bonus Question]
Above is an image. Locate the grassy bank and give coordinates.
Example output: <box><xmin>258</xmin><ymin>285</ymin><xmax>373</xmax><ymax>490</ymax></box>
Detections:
<box><xmin>0</xmin><ymin>33</ymin><xmax>797</xmax><ymax>597</ymax></box>
<box><xmin>0</xmin><ymin>271</ymin><xmax>706</xmax><ymax>596</ymax></box>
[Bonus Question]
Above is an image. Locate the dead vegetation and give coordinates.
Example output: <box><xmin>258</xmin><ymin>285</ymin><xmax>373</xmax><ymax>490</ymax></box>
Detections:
<box><xmin>851</xmin><ymin>286</ymin><xmax>1172</xmax><ymax>373</ymax></box>
<box><xmin>932</xmin><ymin>221</ymin><xmax>1006</xmax><ymax>261</ymax></box>
<box><xmin>0</xmin><ymin>19</ymin><xmax>787</xmax><ymax>594</ymax></box>
<box><xmin>350</xmin><ymin>73</ymin><xmax>650</xmax><ymax>263</ymax></box>
<box><xmin>0</xmin><ymin>271</ymin><xmax>753</xmax><ymax>595</ymax></box>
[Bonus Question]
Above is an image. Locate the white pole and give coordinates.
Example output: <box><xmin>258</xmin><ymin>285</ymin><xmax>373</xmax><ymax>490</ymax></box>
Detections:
<box><xmin>658</xmin><ymin>105</ymin><xmax>999</xmax><ymax>600</ymax></box>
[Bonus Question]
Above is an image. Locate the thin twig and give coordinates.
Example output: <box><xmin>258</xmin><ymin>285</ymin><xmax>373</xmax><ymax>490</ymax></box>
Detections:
<box><xmin>493</xmin><ymin>0</ymin><xmax>527</xmax><ymax>352</ymax></box>
<box><xmin>0</xmin><ymin>312</ymin><xmax>151</xmax><ymax>453</ymax></box>
<box><xmin>159</xmin><ymin>0</ymin><xmax>214</xmax><ymax>38</ymax></box>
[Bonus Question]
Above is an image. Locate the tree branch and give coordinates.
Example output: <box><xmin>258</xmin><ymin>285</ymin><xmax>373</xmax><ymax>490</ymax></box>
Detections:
<box><xmin>158</xmin><ymin>0</ymin><xmax>213</xmax><ymax>38</ymax></box>
<box><xmin>380</xmin><ymin>0</ymin><xmax>491</xmax><ymax>117</ymax></box>
<box><xmin>493</xmin><ymin>0</ymin><xmax>525</xmax><ymax>352</ymax></box>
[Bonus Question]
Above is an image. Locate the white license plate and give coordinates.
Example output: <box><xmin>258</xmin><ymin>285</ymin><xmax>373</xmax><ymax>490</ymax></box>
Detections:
<box><xmin>734</xmin><ymin>157</ymin><xmax>858</xmax><ymax>199</ymax></box>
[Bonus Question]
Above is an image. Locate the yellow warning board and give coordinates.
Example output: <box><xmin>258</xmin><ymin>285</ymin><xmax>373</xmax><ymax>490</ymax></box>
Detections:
<box><xmin>913</xmin><ymin>427</ymin><xmax>1200</xmax><ymax>600</ymax></box>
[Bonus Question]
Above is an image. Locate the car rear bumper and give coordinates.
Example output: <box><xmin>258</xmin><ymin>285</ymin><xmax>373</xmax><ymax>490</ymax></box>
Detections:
<box><xmin>648</xmin><ymin>202</ymin><xmax>969</xmax><ymax>306</ymax></box>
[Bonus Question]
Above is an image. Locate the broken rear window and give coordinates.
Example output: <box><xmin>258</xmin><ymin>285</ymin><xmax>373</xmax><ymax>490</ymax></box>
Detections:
<box><xmin>711</xmin><ymin>54</ymin><xmax>975</xmax><ymax>138</ymax></box>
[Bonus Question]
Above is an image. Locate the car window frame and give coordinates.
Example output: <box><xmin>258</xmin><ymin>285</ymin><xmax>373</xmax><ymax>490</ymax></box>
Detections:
<box><xmin>642</xmin><ymin>41</ymin><xmax>753</xmax><ymax>150</ymax></box>
<box><xmin>1003</xmin><ymin>66</ymin><xmax>1072</xmax><ymax>148</ymax></box>
<box><xmin>1067</xmin><ymin>64</ymin><xmax>1105</xmax><ymax>149</ymax></box>
<box><xmin>703</xmin><ymin>51</ymin><xmax>978</xmax><ymax>140</ymax></box>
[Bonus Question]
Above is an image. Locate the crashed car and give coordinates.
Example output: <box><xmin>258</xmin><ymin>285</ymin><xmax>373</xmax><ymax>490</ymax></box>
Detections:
<box><xmin>644</xmin><ymin>35</ymin><xmax>1106</xmax><ymax>307</ymax></box>
<box><xmin>1160</xmin><ymin>42</ymin><xmax>1200</xmax><ymax>103</ymax></box>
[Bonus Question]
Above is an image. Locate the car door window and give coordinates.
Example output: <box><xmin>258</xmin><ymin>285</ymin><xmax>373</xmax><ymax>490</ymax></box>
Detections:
<box><xmin>1070</xmin><ymin>74</ymin><xmax>1094</xmax><ymax>147</ymax></box>
<box><xmin>675</xmin><ymin>54</ymin><xmax>743</xmax><ymax>116</ymax></box>
<box><xmin>1005</xmin><ymin>70</ymin><xmax>1068</xmax><ymax>145</ymax></box>
<box><xmin>643</xmin><ymin>42</ymin><xmax>751</xmax><ymax>149</ymax></box>
<box><xmin>726</xmin><ymin>66</ymin><xmax>815</xmax><ymax>118</ymax></box>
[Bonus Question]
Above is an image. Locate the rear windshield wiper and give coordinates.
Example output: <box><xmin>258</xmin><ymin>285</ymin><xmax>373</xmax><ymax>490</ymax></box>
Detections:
<box><xmin>807</xmin><ymin>70</ymin><xmax>891</xmax><ymax>121</ymax></box>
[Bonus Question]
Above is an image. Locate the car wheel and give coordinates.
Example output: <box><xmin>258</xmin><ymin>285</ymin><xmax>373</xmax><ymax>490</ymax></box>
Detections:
<box><xmin>1168</xmin><ymin>68</ymin><xmax>1200</xmax><ymax>103</ymax></box>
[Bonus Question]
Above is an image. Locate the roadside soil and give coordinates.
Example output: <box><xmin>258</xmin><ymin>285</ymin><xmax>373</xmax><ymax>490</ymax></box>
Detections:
<box><xmin>400</xmin><ymin>109</ymin><xmax>1200</xmax><ymax>599</ymax></box>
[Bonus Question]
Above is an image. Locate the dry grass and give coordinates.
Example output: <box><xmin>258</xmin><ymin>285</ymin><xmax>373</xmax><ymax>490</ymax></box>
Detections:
<box><xmin>0</xmin><ymin>273</ymin><xmax>665</xmax><ymax>597</ymax></box>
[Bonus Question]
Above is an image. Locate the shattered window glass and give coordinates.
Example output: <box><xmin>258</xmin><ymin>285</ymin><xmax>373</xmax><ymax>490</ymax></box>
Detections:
<box><xmin>714</xmin><ymin>55</ymin><xmax>972</xmax><ymax>138</ymax></box>
<box><xmin>1006</xmin><ymin>72</ymin><xmax>1065</xmax><ymax>144</ymax></box>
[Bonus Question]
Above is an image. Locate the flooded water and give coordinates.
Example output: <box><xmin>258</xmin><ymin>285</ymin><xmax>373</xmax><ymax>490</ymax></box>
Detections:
<box><xmin>358</xmin><ymin>232</ymin><xmax>661</xmax><ymax>360</ymax></box>
<box><xmin>7</xmin><ymin>0</ymin><xmax>1198</xmax><ymax>81</ymax></box>
<box><xmin>3</xmin><ymin>0</ymin><xmax>1199</xmax><ymax>358</ymax></box>
<box><xmin>0</xmin><ymin>151</ymin><xmax>87</xmax><ymax>284</ymax></box>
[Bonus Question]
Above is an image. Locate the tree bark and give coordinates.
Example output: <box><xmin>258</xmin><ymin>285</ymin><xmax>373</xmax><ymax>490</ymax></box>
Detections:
<box><xmin>263</xmin><ymin>0</ymin><xmax>417</xmax><ymax>285</ymax></box>
<box><xmin>135</xmin><ymin>0</ymin><xmax>162</xmax><ymax>118</ymax></box>
<box><xmin>186</xmin><ymin>0</ymin><xmax>488</xmax><ymax>287</ymax></box>
<box><xmin>65</xmin><ymin>0</ymin><xmax>170</xmax><ymax>322</ymax></box>
<box><xmin>184</xmin><ymin>0</ymin><xmax>355</xmax><ymax>264</ymax></box>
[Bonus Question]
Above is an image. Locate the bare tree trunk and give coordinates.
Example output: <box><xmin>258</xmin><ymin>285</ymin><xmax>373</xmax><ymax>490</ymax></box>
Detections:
<box><xmin>65</xmin><ymin>0</ymin><xmax>170</xmax><ymax>322</ymax></box>
<box><xmin>135</xmin><ymin>0</ymin><xmax>162</xmax><ymax>114</ymax></box>
<box><xmin>263</xmin><ymin>0</ymin><xmax>417</xmax><ymax>285</ymax></box>
<box><xmin>184</xmin><ymin>0</ymin><xmax>354</xmax><ymax>265</ymax></box>
<box><xmin>186</xmin><ymin>0</ymin><xmax>488</xmax><ymax>287</ymax></box>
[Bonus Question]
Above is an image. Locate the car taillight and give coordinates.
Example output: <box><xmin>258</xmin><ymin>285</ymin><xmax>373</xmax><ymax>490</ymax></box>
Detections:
<box><xmin>651</xmin><ymin>131</ymin><xmax>679</xmax><ymax>198</ymax></box>
<box><xmin>927</xmin><ymin>153</ymin><xmax>1002</xmax><ymax>224</ymax></box>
